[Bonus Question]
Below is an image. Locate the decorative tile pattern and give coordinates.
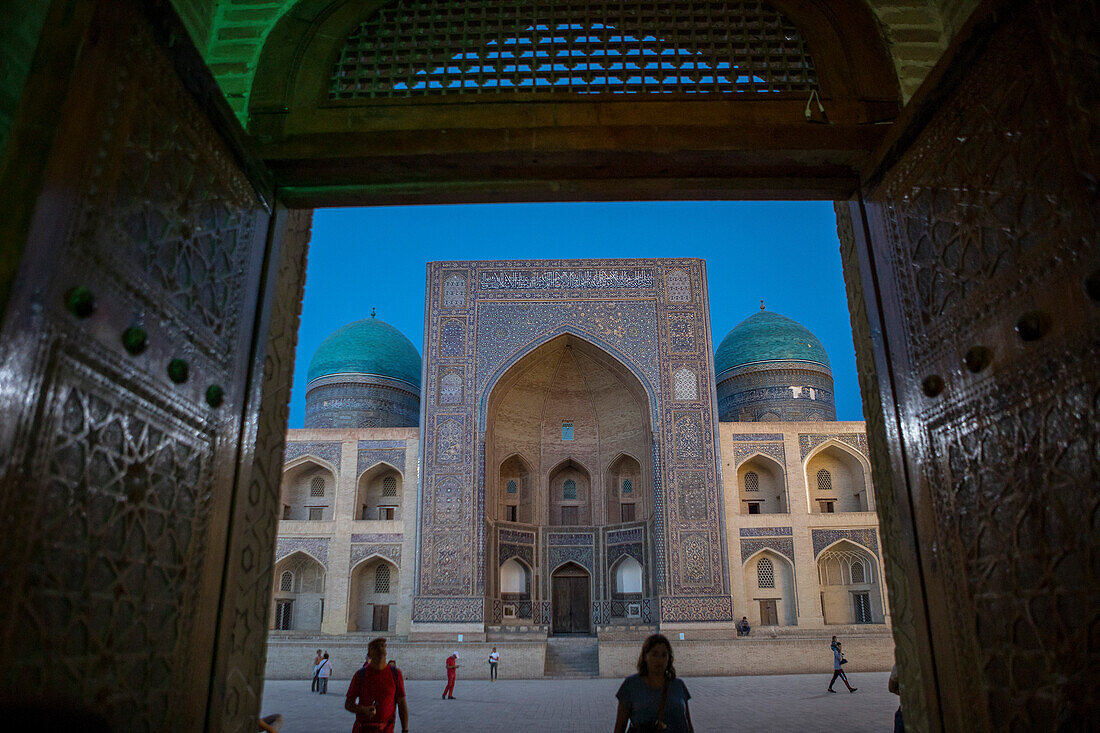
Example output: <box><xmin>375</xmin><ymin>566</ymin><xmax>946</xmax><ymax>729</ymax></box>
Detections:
<box><xmin>439</xmin><ymin>369</ymin><xmax>463</xmax><ymax>405</ymax></box>
<box><xmin>733</xmin><ymin>441</ymin><xmax>786</xmax><ymax>467</ymax></box>
<box><xmin>442</xmin><ymin>273</ymin><xmax>467</xmax><ymax>307</ymax></box>
<box><xmin>799</xmin><ymin>432</ymin><xmax>869</xmax><ymax>461</ymax></box>
<box><xmin>740</xmin><ymin>537</ymin><xmax>795</xmax><ymax>564</ymax></box>
<box><xmin>672</xmin><ymin>368</ymin><xmax>698</xmax><ymax>401</ymax></box>
<box><xmin>725</xmin><ymin>433</ymin><xmax>785</xmax><ymax>441</ymax></box>
<box><xmin>607</xmin><ymin>527</ymin><xmax>644</xmax><ymax>543</ymax></box>
<box><xmin>549</xmin><ymin>545</ymin><xmax>594</xmax><ymax>572</ymax></box>
<box><xmin>350</xmin><ymin>543</ymin><xmax>402</xmax><ymax>567</ymax></box>
<box><xmin>667</xmin><ymin>314</ymin><xmax>697</xmax><ymax>353</ymax></box>
<box><xmin>357</xmin><ymin>446</ymin><xmax>407</xmax><ymax>475</ymax></box>
<box><xmin>740</xmin><ymin>527</ymin><xmax>793</xmax><ymax>537</ymax></box>
<box><xmin>500</xmin><ymin>528</ymin><xmax>536</xmax><ymax>544</ymax></box>
<box><xmin>276</xmin><ymin>537</ymin><xmax>330</xmax><ymax>567</ymax></box>
<box><xmin>284</xmin><ymin>441</ymin><xmax>341</xmax><ymax>467</ymax></box>
<box><xmin>548</xmin><ymin>532</ymin><xmax>594</xmax><ymax>546</ymax></box>
<box><xmin>498</xmin><ymin>543</ymin><xmax>535</xmax><ymax>567</ymax></box>
<box><xmin>812</xmin><ymin>528</ymin><xmax>879</xmax><ymax>557</ymax></box>
<box><xmin>607</xmin><ymin>542</ymin><xmax>644</xmax><ymax>566</ymax></box>
<box><xmin>659</xmin><ymin>595</ymin><xmax>734</xmax><ymax>622</ymax></box>
<box><xmin>433</xmin><ymin>477</ymin><xmax>464</xmax><ymax>526</ymax></box>
<box><xmin>351</xmin><ymin>533</ymin><xmax>403</xmax><ymax>543</ymax></box>
<box><xmin>436</xmin><ymin>417</ymin><xmax>464</xmax><ymax>463</ymax></box>
<box><xmin>439</xmin><ymin>319</ymin><xmax>466</xmax><ymax>357</ymax></box>
<box><xmin>479</xmin><ymin>267</ymin><xmax>655</xmax><ymax>291</ymax></box>
<box><xmin>664</xmin><ymin>268</ymin><xmax>691</xmax><ymax>303</ymax></box>
<box><xmin>674</xmin><ymin>415</ymin><xmax>703</xmax><ymax>459</ymax></box>
<box><xmin>411</xmin><ymin>597</ymin><xmax>483</xmax><ymax>623</ymax></box>
<box><xmin>679</xmin><ymin>533</ymin><xmax>711</xmax><ymax>584</ymax></box>
<box><xmin>676</xmin><ymin>471</ymin><xmax>707</xmax><ymax>521</ymax></box>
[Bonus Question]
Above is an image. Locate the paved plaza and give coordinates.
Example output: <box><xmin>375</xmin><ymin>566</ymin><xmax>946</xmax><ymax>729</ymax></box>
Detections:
<box><xmin>262</xmin><ymin>672</ymin><xmax>896</xmax><ymax>732</ymax></box>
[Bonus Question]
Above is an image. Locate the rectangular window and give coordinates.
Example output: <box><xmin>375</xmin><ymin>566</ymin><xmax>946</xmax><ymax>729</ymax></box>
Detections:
<box><xmin>620</xmin><ymin>503</ymin><xmax>635</xmax><ymax>522</ymax></box>
<box><xmin>561</xmin><ymin>506</ymin><xmax>578</xmax><ymax>525</ymax></box>
<box><xmin>561</xmin><ymin>421</ymin><xmax>574</xmax><ymax>440</ymax></box>
<box><xmin>507</xmin><ymin>505</ymin><xmax>518</xmax><ymax>522</ymax></box>
<box><xmin>282</xmin><ymin>505</ymin><xmax>291</xmax><ymax>520</ymax></box>
<box><xmin>824</xmin><ymin>501</ymin><xmax>835</xmax><ymax>513</ymax></box>
<box><xmin>853</xmin><ymin>592</ymin><xmax>872</xmax><ymax>623</ymax></box>
<box><xmin>379</xmin><ymin>507</ymin><xmax>395</xmax><ymax>520</ymax></box>
<box><xmin>275</xmin><ymin>600</ymin><xmax>293</xmax><ymax>630</ymax></box>
<box><xmin>747</xmin><ymin>502</ymin><xmax>761</xmax><ymax>515</ymax></box>
<box><xmin>308</xmin><ymin>507</ymin><xmax>323</xmax><ymax>521</ymax></box>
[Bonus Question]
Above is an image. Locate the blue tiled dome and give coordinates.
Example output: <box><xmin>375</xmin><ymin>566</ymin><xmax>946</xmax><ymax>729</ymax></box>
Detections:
<box><xmin>715</xmin><ymin>310</ymin><xmax>831</xmax><ymax>377</ymax></box>
<box><xmin>307</xmin><ymin>318</ymin><xmax>421</xmax><ymax>388</ymax></box>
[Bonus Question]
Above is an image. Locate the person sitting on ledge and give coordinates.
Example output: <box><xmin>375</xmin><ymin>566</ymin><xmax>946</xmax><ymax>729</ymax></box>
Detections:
<box><xmin>737</xmin><ymin>617</ymin><xmax>751</xmax><ymax>636</ymax></box>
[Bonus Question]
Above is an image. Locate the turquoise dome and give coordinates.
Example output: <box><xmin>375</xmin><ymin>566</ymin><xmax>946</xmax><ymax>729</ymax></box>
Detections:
<box><xmin>307</xmin><ymin>318</ymin><xmax>421</xmax><ymax>388</ymax></box>
<box><xmin>715</xmin><ymin>310</ymin><xmax>831</xmax><ymax>376</ymax></box>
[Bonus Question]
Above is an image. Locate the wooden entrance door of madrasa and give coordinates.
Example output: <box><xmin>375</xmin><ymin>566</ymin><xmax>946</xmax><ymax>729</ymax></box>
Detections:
<box><xmin>551</xmin><ymin>563</ymin><xmax>592</xmax><ymax>635</ymax></box>
<box><xmin>0</xmin><ymin>1</ymin><xmax>1096</xmax><ymax>731</ymax></box>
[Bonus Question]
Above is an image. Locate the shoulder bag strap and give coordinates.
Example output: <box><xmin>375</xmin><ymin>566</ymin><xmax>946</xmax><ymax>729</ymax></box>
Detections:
<box><xmin>656</xmin><ymin>678</ymin><xmax>669</xmax><ymax>728</ymax></box>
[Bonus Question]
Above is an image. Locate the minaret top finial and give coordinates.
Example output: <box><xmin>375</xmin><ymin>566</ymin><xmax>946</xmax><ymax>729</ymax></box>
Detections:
<box><xmin>371</xmin><ymin>307</ymin><xmax>376</xmax><ymax>318</ymax></box>
<box><xmin>760</xmin><ymin>299</ymin><xmax>765</xmax><ymax>311</ymax></box>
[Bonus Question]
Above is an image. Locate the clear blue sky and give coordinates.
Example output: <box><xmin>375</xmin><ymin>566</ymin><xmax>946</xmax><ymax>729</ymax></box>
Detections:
<box><xmin>290</xmin><ymin>201</ymin><xmax>863</xmax><ymax>427</ymax></box>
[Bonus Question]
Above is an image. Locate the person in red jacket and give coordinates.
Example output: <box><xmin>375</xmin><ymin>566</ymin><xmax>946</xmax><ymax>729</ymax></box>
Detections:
<box><xmin>442</xmin><ymin>652</ymin><xmax>460</xmax><ymax>699</ymax></box>
<box><xmin>345</xmin><ymin>638</ymin><xmax>409</xmax><ymax>733</ymax></box>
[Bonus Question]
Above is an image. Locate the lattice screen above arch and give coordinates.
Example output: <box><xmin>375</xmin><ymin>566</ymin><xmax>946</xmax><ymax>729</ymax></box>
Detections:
<box><xmin>330</xmin><ymin>0</ymin><xmax>819</xmax><ymax>100</ymax></box>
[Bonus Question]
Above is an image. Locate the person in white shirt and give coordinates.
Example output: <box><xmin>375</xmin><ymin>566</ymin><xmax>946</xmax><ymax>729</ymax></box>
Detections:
<box><xmin>488</xmin><ymin>648</ymin><xmax>500</xmax><ymax>681</ymax></box>
<box><xmin>317</xmin><ymin>652</ymin><xmax>333</xmax><ymax>694</ymax></box>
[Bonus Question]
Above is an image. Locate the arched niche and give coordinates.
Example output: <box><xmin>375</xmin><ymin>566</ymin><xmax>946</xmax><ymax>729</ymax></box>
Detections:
<box><xmin>356</xmin><ymin>461</ymin><xmax>403</xmax><ymax>521</ymax></box>
<box><xmin>742</xmin><ymin>549</ymin><xmax>797</xmax><ymax>626</ymax></box>
<box><xmin>484</xmin><ymin>332</ymin><xmax>654</xmax><ymax>529</ymax></box>
<box><xmin>348</xmin><ymin>555</ymin><xmax>399</xmax><ymax>632</ymax></box>
<box><xmin>804</xmin><ymin>442</ymin><xmax>872</xmax><ymax>514</ymax></box>
<box><xmin>548</xmin><ymin>459</ymin><xmax>592</xmax><ymax>527</ymax></box>
<box><xmin>496</xmin><ymin>453</ymin><xmax>534</xmax><ymax>524</ymax></box>
<box><xmin>271</xmin><ymin>550</ymin><xmax>326</xmax><ymax>631</ymax></box>
<box><xmin>606</xmin><ymin>453</ymin><xmax>646</xmax><ymax>524</ymax></box>
<box><xmin>280</xmin><ymin>457</ymin><xmax>337</xmax><ymax>521</ymax></box>
<box><xmin>816</xmin><ymin>540</ymin><xmax>885</xmax><ymax>625</ymax></box>
<box><xmin>736</xmin><ymin>454</ymin><xmax>788</xmax><ymax>515</ymax></box>
<box><xmin>611</xmin><ymin>555</ymin><xmax>644</xmax><ymax>598</ymax></box>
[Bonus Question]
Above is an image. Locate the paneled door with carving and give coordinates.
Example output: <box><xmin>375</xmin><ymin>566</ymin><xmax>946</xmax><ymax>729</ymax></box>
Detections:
<box><xmin>0</xmin><ymin>1</ymin><xmax>310</xmax><ymax>732</ymax></box>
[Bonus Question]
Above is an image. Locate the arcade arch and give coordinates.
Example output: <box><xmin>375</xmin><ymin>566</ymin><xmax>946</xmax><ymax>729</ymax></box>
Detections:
<box><xmin>736</xmin><ymin>454</ymin><xmax>788</xmax><ymax>515</ymax></box>
<box><xmin>606</xmin><ymin>454</ymin><xmax>647</xmax><ymax>524</ymax></box>
<box><xmin>356</xmin><ymin>462</ymin><xmax>403</xmax><ymax>521</ymax></box>
<box><xmin>804</xmin><ymin>443</ymin><xmax>872</xmax><ymax>514</ymax></box>
<box><xmin>816</xmin><ymin>540</ymin><xmax>885</xmax><ymax>624</ymax></box>
<box><xmin>497</xmin><ymin>454</ymin><xmax>535</xmax><ymax>524</ymax></box>
<box><xmin>280</xmin><ymin>458</ymin><xmax>337</xmax><ymax>521</ymax></box>
<box><xmin>270</xmin><ymin>551</ymin><xmax>326</xmax><ymax>631</ymax></box>
<box><xmin>348</xmin><ymin>555</ymin><xmax>399</xmax><ymax>632</ymax></box>
<box><xmin>742</xmin><ymin>550</ymin><xmax>797</xmax><ymax>626</ymax></box>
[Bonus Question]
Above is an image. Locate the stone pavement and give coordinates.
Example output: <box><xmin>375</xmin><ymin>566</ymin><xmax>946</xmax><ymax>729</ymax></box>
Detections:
<box><xmin>262</xmin><ymin>672</ymin><xmax>896</xmax><ymax>732</ymax></box>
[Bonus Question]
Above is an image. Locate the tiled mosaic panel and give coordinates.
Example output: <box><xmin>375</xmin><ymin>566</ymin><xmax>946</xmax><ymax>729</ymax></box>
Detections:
<box><xmin>718</xmin><ymin>365</ymin><xmax>836</xmax><ymax>422</ymax></box>
<box><xmin>330</xmin><ymin>0</ymin><xmax>818</xmax><ymax>98</ymax></box>
<box><xmin>740</xmin><ymin>538</ymin><xmax>795</xmax><ymax>565</ymax></box>
<box><xmin>740</xmin><ymin>527</ymin><xmax>792</xmax><ymax>537</ymax></box>
<box><xmin>357</xmin><ymin>444</ymin><xmax>408</xmax><ymax>475</ymax></box>
<box><xmin>284</xmin><ymin>441</ymin><xmax>341</xmax><ymax>466</ymax></box>
<box><xmin>733</xmin><ymin>441</ymin><xmax>785</xmax><ymax>467</ymax></box>
<box><xmin>276</xmin><ymin>537</ymin><xmax>330</xmax><ymax>567</ymax></box>
<box><xmin>412</xmin><ymin>597</ymin><xmax>484</xmax><ymax>623</ymax></box>
<box><xmin>798</xmin><ymin>432</ymin><xmax>869</xmax><ymax>460</ymax></box>
<box><xmin>350</xmin><ymin>543</ymin><xmax>402</xmax><ymax>568</ymax></box>
<box><xmin>304</xmin><ymin>382</ymin><xmax>420</xmax><ymax>428</ymax></box>
<box><xmin>811</xmin><ymin>529</ymin><xmax>879</xmax><ymax>558</ymax></box>
<box><xmin>659</xmin><ymin>595</ymin><xmax>734</xmax><ymax>622</ymax></box>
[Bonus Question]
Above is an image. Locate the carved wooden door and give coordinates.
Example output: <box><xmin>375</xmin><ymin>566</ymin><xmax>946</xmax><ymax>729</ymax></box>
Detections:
<box><xmin>759</xmin><ymin>599</ymin><xmax>778</xmax><ymax>626</ymax></box>
<box><xmin>552</xmin><ymin>565</ymin><xmax>590</xmax><ymax>634</ymax></box>
<box><xmin>843</xmin><ymin>3</ymin><xmax>1099</xmax><ymax>730</ymax></box>
<box><xmin>0</xmin><ymin>2</ymin><xmax>311</xmax><ymax>732</ymax></box>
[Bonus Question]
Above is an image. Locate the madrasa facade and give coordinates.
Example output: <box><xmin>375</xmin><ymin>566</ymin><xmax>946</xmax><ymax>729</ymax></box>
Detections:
<box><xmin>270</xmin><ymin>258</ymin><xmax>889</xmax><ymax>676</ymax></box>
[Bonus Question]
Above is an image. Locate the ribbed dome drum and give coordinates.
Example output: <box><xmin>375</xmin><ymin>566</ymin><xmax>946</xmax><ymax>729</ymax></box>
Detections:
<box><xmin>304</xmin><ymin>317</ymin><xmax>422</xmax><ymax>428</ymax></box>
<box><xmin>714</xmin><ymin>310</ymin><xmax>836</xmax><ymax>422</ymax></box>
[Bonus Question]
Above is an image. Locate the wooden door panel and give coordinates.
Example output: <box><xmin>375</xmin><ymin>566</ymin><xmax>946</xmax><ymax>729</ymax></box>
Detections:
<box><xmin>0</xmin><ymin>2</ymin><xmax>306</xmax><ymax>732</ymax></box>
<box><xmin>852</xmin><ymin>3</ymin><xmax>1100</xmax><ymax>730</ymax></box>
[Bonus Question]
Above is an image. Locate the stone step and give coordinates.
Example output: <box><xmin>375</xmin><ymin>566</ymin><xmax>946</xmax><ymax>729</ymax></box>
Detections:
<box><xmin>544</xmin><ymin>636</ymin><xmax>599</xmax><ymax>678</ymax></box>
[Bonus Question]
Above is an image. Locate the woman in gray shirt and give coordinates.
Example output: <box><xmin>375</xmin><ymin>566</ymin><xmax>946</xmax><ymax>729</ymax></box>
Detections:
<box><xmin>614</xmin><ymin>634</ymin><xmax>694</xmax><ymax>733</ymax></box>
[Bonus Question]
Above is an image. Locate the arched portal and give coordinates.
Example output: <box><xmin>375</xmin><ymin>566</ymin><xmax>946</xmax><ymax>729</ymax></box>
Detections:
<box><xmin>804</xmin><ymin>443</ymin><xmax>871</xmax><ymax>514</ymax></box>
<box><xmin>270</xmin><ymin>551</ymin><xmax>326</xmax><ymax>632</ymax></box>
<box><xmin>348</xmin><ymin>556</ymin><xmax>400</xmax><ymax>632</ymax></box>
<box><xmin>551</xmin><ymin>563</ymin><xmax>591</xmax><ymax>635</ymax></box>
<box><xmin>816</xmin><ymin>540</ymin><xmax>885</xmax><ymax>624</ymax></box>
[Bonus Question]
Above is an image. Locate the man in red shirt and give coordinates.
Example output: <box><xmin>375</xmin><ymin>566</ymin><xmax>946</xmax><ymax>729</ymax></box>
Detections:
<box><xmin>442</xmin><ymin>652</ymin><xmax>459</xmax><ymax>699</ymax></box>
<box><xmin>345</xmin><ymin>638</ymin><xmax>409</xmax><ymax>733</ymax></box>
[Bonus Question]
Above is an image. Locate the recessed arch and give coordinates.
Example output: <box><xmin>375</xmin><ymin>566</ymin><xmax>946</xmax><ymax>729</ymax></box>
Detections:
<box><xmin>271</xmin><ymin>550</ymin><xmax>327</xmax><ymax>631</ymax></box>
<box><xmin>348</xmin><ymin>554</ymin><xmax>400</xmax><ymax>632</ymax></box>
<box><xmin>279</xmin><ymin>458</ymin><xmax>338</xmax><ymax>521</ymax></box>
<box><xmin>803</xmin><ymin>440</ymin><xmax>872</xmax><ymax>514</ymax></box>
<box><xmin>356</xmin><ymin>460</ymin><xmax>404</xmax><ymax>521</ymax></box>
<box><xmin>736</xmin><ymin>452</ymin><xmax>788</xmax><ymax>515</ymax></box>
<box><xmin>816</xmin><ymin>539</ymin><xmax>885</xmax><ymax>625</ymax></box>
<box><xmin>740</xmin><ymin>548</ymin><xmax>797</xmax><ymax>626</ymax></box>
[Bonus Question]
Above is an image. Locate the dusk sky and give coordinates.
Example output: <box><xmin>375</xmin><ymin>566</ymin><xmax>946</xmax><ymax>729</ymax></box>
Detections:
<box><xmin>289</xmin><ymin>201</ymin><xmax>863</xmax><ymax>427</ymax></box>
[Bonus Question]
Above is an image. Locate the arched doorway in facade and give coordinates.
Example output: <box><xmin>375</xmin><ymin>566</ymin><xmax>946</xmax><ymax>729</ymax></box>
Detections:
<box><xmin>348</xmin><ymin>556</ymin><xmax>399</xmax><ymax>632</ymax></box>
<box><xmin>270</xmin><ymin>551</ymin><xmax>327</xmax><ymax>632</ymax></box>
<box><xmin>551</xmin><ymin>562</ymin><xmax>591</xmax><ymax>635</ymax></box>
<box><xmin>816</xmin><ymin>540</ymin><xmax>885</xmax><ymax>625</ymax></box>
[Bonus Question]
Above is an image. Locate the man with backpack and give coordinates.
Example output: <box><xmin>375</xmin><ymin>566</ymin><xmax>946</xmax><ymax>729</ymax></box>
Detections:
<box><xmin>345</xmin><ymin>638</ymin><xmax>409</xmax><ymax>733</ymax></box>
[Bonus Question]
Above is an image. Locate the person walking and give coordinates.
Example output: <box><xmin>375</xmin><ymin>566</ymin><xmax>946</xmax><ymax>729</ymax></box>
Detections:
<box><xmin>442</xmin><ymin>652</ymin><xmax>459</xmax><ymax>699</ymax></box>
<box><xmin>827</xmin><ymin>637</ymin><xmax>856</xmax><ymax>693</ymax></box>
<box><xmin>312</xmin><ymin>649</ymin><xmax>324</xmax><ymax>692</ymax></box>
<box><xmin>317</xmin><ymin>652</ymin><xmax>333</xmax><ymax>695</ymax></box>
<box><xmin>613</xmin><ymin>634</ymin><xmax>694</xmax><ymax>733</ymax></box>
<box><xmin>488</xmin><ymin>647</ymin><xmax>500</xmax><ymax>681</ymax></box>
<box><xmin>346</xmin><ymin>638</ymin><xmax>409</xmax><ymax>733</ymax></box>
